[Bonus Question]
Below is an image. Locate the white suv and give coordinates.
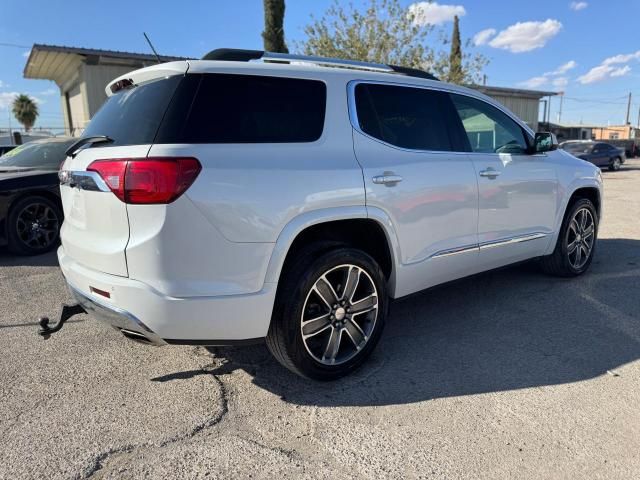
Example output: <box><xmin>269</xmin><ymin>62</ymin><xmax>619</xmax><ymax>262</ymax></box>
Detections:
<box><xmin>55</xmin><ymin>49</ymin><xmax>602</xmax><ymax>380</ymax></box>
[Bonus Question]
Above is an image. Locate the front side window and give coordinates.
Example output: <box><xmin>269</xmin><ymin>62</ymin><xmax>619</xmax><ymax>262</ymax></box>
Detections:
<box><xmin>354</xmin><ymin>83</ymin><xmax>453</xmax><ymax>151</ymax></box>
<box><xmin>451</xmin><ymin>94</ymin><xmax>529</xmax><ymax>154</ymax></box>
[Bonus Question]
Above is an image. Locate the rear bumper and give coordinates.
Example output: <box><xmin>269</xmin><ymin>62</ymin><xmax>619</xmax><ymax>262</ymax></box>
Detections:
<box><xmin>58</xmin><ymin>247</ymin><xmax>277</xmax><ymax>344</ymax></box>
<box><xmin>69</xmin><ymin>283</ymin><xmax>167</xmax><ymax>346</ymax></box>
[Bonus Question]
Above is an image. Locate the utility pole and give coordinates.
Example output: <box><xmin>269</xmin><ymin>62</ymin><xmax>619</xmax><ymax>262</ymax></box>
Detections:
<box><xmin>557</xmin><ymin>92</ymin><xmax>564</xmax><ymax>124</ymax></box>
<box><xmin>625</xmin><ymin>92</ymin><xmax>632</xmax><ymax>124</ymax></box>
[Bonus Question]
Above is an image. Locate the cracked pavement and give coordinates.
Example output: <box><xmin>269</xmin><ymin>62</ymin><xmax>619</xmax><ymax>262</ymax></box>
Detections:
<box><xmin>1</xmin><ymin>159</ymin><xmax>640</xmax><ymax>479</ymax></box>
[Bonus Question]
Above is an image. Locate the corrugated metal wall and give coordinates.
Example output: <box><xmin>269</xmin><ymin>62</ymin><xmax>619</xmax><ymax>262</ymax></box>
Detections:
<box><xmin>487</xmin><ymin>95</ymin><xmax>540</xmax><ymax>131</ymax></box>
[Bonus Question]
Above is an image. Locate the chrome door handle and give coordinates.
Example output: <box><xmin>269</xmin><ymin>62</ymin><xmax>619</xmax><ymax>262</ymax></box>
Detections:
<box><xmin>372</xmin><ymin>174</ymin><xmax>403</xmax><ymax>185</ymax></box>
<box><xmin>479</xmin><ymin>168</ymin><xmax>501</xmax><ymax>179</ymax></box>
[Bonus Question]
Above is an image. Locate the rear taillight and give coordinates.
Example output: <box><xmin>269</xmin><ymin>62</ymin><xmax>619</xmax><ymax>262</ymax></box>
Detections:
<box><xmin>87</xmin><ymin>157</ymin><xmax>201</xmax><ymax>204</ymax></box>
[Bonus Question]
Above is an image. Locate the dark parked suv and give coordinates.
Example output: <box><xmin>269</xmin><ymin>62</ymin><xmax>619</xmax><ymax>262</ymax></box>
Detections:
<box><xmin>561</xmin><ymin>141</ymin><xmax>625</xmax><ymax>171</ymax></box>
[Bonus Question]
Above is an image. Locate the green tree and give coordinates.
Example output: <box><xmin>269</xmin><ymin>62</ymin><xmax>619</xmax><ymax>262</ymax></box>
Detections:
<box><xmin>12</xmin><ymin>94</ymin><xmax>39</xmax><ymax>132</ymax></box>
<box><xmin>262</xmin><ymin>0</ymin><xmax>289</xmax><ymax>53</ymax></box>
<box><xmin>298</xmin><ymin>0</ymin><xmax>487</xmax><ymax>84</ymax></box>
<box><xmin>448</xmin><ymin>15</ymin><xmax>463</xmax><ymax>84</ymax></box>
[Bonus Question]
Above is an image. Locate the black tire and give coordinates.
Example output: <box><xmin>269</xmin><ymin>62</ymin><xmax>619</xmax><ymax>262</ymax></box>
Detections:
<box><xmin>609</xmin><ymin>157</ymin><xmax>622</xmax><ymax>171</ymax></box>
<box><xmin>266</xmin><ymin>246</ymin><xmax>388</xmax><ymax>380</ymax></box>
<box><xmin>7</xmin><ymin>195</ymin><xmax>62</xmax><ymax>256</ymax></box>
<box><xmin>540</xmin><ymin>198</ymin><xmax>598</xmax><ymax>277</ymax></box>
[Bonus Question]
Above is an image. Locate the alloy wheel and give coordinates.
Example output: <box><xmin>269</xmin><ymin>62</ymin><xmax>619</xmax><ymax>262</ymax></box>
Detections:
<box><xmin>567</xmin><ymin>207</ymin><xmax>595</xmax><ymax>269</ymax></box>
<box><xmin>300</xmin><ymin>264</ymin><xmax>378</xmax><ymax>366</ymax></box>
<box><xmin>15</xmin><ymin>202</ymin><xmax>60</xmax><ymax>250</ymax></box>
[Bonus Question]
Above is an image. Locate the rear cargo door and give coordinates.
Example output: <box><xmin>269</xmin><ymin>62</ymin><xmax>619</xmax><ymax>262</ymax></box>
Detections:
<box><xmin>59</xmin><ymin>63</ymin><xmax>188</xmax><ymax>276</ymax></box>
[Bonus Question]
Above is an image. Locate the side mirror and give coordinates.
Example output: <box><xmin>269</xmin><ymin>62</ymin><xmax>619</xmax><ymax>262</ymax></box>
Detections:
<box><xmin>533</xmin><ymin>132</ymin><xmax>558</xmax><ymax>153</ymax></box>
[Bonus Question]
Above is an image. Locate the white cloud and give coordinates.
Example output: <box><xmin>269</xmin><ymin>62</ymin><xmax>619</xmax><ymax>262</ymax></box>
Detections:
<box><xmin>22</xmin><ymin>50</ymin><xmax>31</xmax><ymax>58</ymax></box>
<box><xmin>552</xmin><ymin>77</ymin><xmax>569</xmax><ymax>88</ymax></box>
<box><xmin>519</xmin><ymin>76</ymin><xmax>548</xmax><ymax>89</ymax></box>
<box><xmin>0</xmin><ymin>81</ymin><xmax>4</xmax><ymax>88</ymax></box>
<box><xmin>0</xmin><ymin>92</ymin><xmax>43</xmax><ymax>110</ymax></box>
<box><xmin>610</xmin><ymin>65</ymin><xmax>631</xmax><ymax>77</ymax></box>
<box><xmin>409</xmin><ymin>2</ymin><xmax>466</xmax><ymax>26</ymax></box>
<box><xmin>40</xmin><ymin>88</ymin><xmax>57</xmax><ymax>96</ymax></box>
<box><xmin>488</xmin><ymin>19</ymin><xmax>562</xmax><ymax>53</ymax></box>
<box><xmin>569</xmin><ymin>1</ymin><xmax>588</xmax><ymax>11</ymax></box>
<box><xmin>546</xmin><ymin>60</ymin><xmax>577</xmax><ymax>75</ymax></box>
<box><xmin>518</xmin><ymin>60</ymin><xmax>575</xmax><ymax>89</ymax></box>
<box><xmin>578</xmin><ymin>50</ymin><xmax>640</xmax><ymax>84</ymax></box>
<box><xmin>0</xmin><ymin>92</ymin><xmax>19</xmax><ymax>109</ymax></box>
<box><xmin>603</xmin><ymin>51</ymin><xmax>640</xmax><ymax>65</ymax></box>
<box><xmin>473</xmin><ymin>28</ymin><xmax>497</xmax><ymax>46</ymax></box>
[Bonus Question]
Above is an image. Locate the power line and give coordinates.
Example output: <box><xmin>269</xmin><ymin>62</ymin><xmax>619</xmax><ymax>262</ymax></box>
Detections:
<box><xmin>0</xmin><ymin>42</ymin><xmax>30</xmax><ymax>49</ymax></box>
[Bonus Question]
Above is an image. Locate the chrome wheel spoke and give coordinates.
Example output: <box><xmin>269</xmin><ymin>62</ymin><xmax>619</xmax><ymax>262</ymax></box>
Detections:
<box><xmin>567</xmin><ymin>239</ymin><xmax>579</xmax><ymax>254</ymax></box>
<box><xmin>344</xmin><ymin>318</ymin><xmax>366</xmax><ymax>349</ymax></box>
<box><xmin>322</xmin><ymin>328</ymin><xmax>342</xmax><ymax>362</ymax></box>
<box><xmin>342</xmin><ymin>266</ymin><xmax>360</xmax><ymax>302</ymax></box>
<box><xmin>314</xmin><ymin>277</ymin><xmax>339</xmax><ymax>308</ymax></box>
<box><xmin>302</xmin><ymin>314</ymin><xmax>332</xmax><ymax>338</ymax></box>
<box><xmin>583</xmin><ymin>224</ymin><xmax>594</xmax><ymax>239</ymax></box>
<box><xmin>350</xmin><ymin>294</ymin><xmax>377</xmax><ymax>314</ymax></box>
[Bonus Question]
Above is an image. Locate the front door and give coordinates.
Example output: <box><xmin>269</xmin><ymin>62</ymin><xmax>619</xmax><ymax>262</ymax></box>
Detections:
<box><xmin>449</xmin><ymin>93</ymin><xmax>559</xmax><ymax>271</ymax></box>
<box><xmin>350</xmin><ymin>82</ymin><xmax>479</xmax><ymax>297</ymax></box>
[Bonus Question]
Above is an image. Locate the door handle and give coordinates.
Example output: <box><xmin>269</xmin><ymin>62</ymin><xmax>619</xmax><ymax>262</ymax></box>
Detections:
<box><xmin>372</xmin><ymin>174</ymin><xmax>403</xmax><ymax>185</ymax></box>
<box><xmin>479</xmin><ymin>167</ymin><xmax>501</xmax><ymax>179</ymax></box>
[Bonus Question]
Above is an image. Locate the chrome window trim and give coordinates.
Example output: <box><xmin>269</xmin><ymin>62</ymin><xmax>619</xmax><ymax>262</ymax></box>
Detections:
<box><xmin>59</xmin><ymin>170</ymin><xmax>111</xmax><ymax>192</ymax></box>
<box><xmin>429</xmin><ymin>232</ymin><xmax>548</xmax><ymax>260</ymax></box>
<box><xmin>346</xmin><ymin>79</ymin><xmax>537</xmax><ymax>156</ymax></box>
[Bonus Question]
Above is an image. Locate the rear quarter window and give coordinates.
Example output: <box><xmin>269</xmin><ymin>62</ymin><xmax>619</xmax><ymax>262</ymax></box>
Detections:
<box><xmin>82</xmin><ymin>75</ymin><xmax>182</xmax><ymax>147</ymax></box>
<box><xmin>165</xmin><ymin>74</ymin><xmax>326</xmax><ymax>143</ymax></box>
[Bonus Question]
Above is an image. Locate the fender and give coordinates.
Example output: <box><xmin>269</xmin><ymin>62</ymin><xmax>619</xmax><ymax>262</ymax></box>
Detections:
<box><xmin>264</xmin><ymin>205</ymin><xmax>402</xmax><ymax>297</ymax></box>
<box><xmin>543</xmin><ymin>171</ymin><xmax>603</xmax><ymax>256</ymax></box>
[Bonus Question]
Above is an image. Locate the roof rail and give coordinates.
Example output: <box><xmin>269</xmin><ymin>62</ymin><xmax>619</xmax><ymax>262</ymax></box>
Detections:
<box><xmin>200</xmin><ymin>48</ymin><xmax>439</xmax><ymax>81</ymax></box>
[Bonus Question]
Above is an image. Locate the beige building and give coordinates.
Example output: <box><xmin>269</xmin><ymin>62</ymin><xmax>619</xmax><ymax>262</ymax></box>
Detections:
<box><xmin>24</xmin><ymin>44</ymin><xmax>556</xmax><ymax>136</ymax></box>
<box><xmin>24</xmin><ymin>44</ymin><xmax>186</xmax><ymax>136</ymax></box>
<box><xmin>592</xmin><ymin>124</ymin><xmax>639</xmax><ymax>141</ymax></box>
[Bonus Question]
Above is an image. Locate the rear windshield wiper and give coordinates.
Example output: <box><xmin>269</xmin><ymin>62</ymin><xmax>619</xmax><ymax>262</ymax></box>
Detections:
<box><xmin>65</xmin><ymin>135</ymin><xmax>114</xmax><ymax>158</ymax></box>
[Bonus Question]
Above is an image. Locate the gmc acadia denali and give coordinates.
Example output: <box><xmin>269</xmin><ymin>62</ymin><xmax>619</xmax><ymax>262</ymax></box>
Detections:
<box><xmin>49</xmin><ymin>49</ymin><xmax>602</xmax><ymax>380</ymax></box>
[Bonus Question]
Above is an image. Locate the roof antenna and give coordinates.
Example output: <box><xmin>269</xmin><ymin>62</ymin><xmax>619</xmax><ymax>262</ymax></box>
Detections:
<box><xmin>143</xmin><ymin>32</ymin><xmax>161</xmax><ymax>64</ymax></box>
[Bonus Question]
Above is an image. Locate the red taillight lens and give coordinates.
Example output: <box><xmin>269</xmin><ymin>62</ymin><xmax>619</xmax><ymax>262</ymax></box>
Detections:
<box><xmin>87</xmin><ymin>157</ymin><xmax>201</xmax><ymax>204</ymax></box>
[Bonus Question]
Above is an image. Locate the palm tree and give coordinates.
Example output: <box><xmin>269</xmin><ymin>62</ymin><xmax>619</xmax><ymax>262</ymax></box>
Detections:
<box><xmin>12</xmin><ymin>94</ymin><xmax>39</xmax><ymax>132</ymax></box>
<box><xmin>262</xmin><ymin>0</ymin><xmax>288</xmax><ymax>53</ymax></box>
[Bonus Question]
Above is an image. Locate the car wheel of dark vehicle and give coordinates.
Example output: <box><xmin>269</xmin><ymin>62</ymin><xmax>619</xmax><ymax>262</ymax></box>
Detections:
<box><xmin>609</xmin><ymin>157</ymin><xmax>622</xmax><ymax>171</ymax></box>
<box><xmin>540</xmin><ymin>198</ymin><xmax>598</xmax><ymax>277</ymax></box>
<box><xmin>8</xmin><ymin>196</ymin><xmax>62</xmax><ymax>255</ymax></box>
<box><xmin>267</xmin><ymin>247</ymin><xmax>388</xmax><ymax>380</ymax></box>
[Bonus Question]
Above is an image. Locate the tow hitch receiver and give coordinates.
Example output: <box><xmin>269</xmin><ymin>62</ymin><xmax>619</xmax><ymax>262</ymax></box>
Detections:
<box><xmin>38</xmin><ymin>304</ymin><xmax>86</xmax><ymax>339</ymax></box>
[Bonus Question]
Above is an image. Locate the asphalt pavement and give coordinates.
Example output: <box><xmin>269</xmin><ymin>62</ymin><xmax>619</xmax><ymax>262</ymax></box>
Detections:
<box><xmin>1</xmin><ymin>159</ymin><xmax>639</xmax><ymax>479</ymax></box>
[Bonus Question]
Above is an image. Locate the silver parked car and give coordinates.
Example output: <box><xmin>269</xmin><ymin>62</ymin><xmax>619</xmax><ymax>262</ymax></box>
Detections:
<box><xmin>49</xmin><ymin>50</ymin><xmax>602</xmax><ymax>380</ymax></box>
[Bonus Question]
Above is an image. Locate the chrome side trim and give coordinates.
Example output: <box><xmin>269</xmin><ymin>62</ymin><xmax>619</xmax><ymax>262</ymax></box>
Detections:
<box><xmin>479</xmin><ymin>232</ymin><xmax>548</xmax><ymax>250</ymax></box>
<box><xmin>429</xmin><ymin>244</ymin><xmax>479</xmax><ymax>259</ymax></box>
<box><xmin>428</xmin><ymin>233</ymin><xmax>548</xmax><ymax>260</ymax></box>
<box><xmin>346</xmin><ymin>79</ymin><xmax>536</xmax><ymax>155</ymax></box>
<box><xmin>59</xmin><ymin>170</ymin><xmax>111</xmax><ymax>192</ymax></box>
<box><xmin>67</xmin><ymin>283</ymin><xmax>166</xmax><ymax>346</ymax></box>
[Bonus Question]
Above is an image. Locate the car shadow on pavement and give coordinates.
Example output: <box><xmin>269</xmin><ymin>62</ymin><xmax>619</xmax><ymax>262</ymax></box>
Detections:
<box><xmin>0</xmin><ymin>247</ymin><xmax>59</xmax><ymax>267</ymax></box>
<box><xmin>203</xmin><ymin>238</ymin><xmax>640</xmax><ymax>407</ymax></box>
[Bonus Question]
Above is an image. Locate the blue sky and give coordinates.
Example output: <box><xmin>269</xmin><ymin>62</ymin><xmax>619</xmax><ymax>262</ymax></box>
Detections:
<box><xmin>1</xmin><ymin>0</ymin><xmax>639</xmax><ymax>130</ymax></box>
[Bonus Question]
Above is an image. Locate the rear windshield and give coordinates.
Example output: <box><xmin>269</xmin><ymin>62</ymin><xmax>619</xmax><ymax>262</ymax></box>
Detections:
<box><xmin>563</xmin><ymin>143</ymin><xmax>593</xmax><ymax>154</ymax></box>
<box><xmin>82</xmin><ymin>75</ymin><xmax>182</xmax><ymax>147</ymax></box>
<box><xmin>0</xmin><ymin>140</ymin><xmax>74</xmax><ymax>169</ymax></box>
<box><xmin>158</xmin><ymin>74</ymin><xmax>326</xmax><ymax>144</ymax></box>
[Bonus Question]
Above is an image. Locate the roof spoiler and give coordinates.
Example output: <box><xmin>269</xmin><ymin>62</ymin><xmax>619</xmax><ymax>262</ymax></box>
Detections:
<box><xmin>200</xmin><ymin>48</ymin><xmax>439</xmax><ymax>81</ymax></box>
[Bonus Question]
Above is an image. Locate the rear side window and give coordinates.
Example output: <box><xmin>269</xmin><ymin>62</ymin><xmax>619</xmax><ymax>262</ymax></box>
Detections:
<box><xmin>82</xmin><ymin>75</ymin><xmax>182</xmax><ymax>147</ymax></box>
<box><xmin>354</xmin><ymin>83</ymin><xmax>453</xmax><ymax>151</ymax></box>
<box><xmin>176</xmin><ymin>74</ymin><xmax>326</xmax><ymax>143</ymax></box>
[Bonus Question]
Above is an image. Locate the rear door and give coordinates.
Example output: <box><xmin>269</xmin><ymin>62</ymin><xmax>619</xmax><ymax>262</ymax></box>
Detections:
<box><xmin>59</xmin><ymin>63</ymin><xmax>188</xmax><ymax>276</ymax></box>
<box><xmin>350</xmin><ymin>81</ymin><xmax>479</xmax><ymax>297</ymax></box>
